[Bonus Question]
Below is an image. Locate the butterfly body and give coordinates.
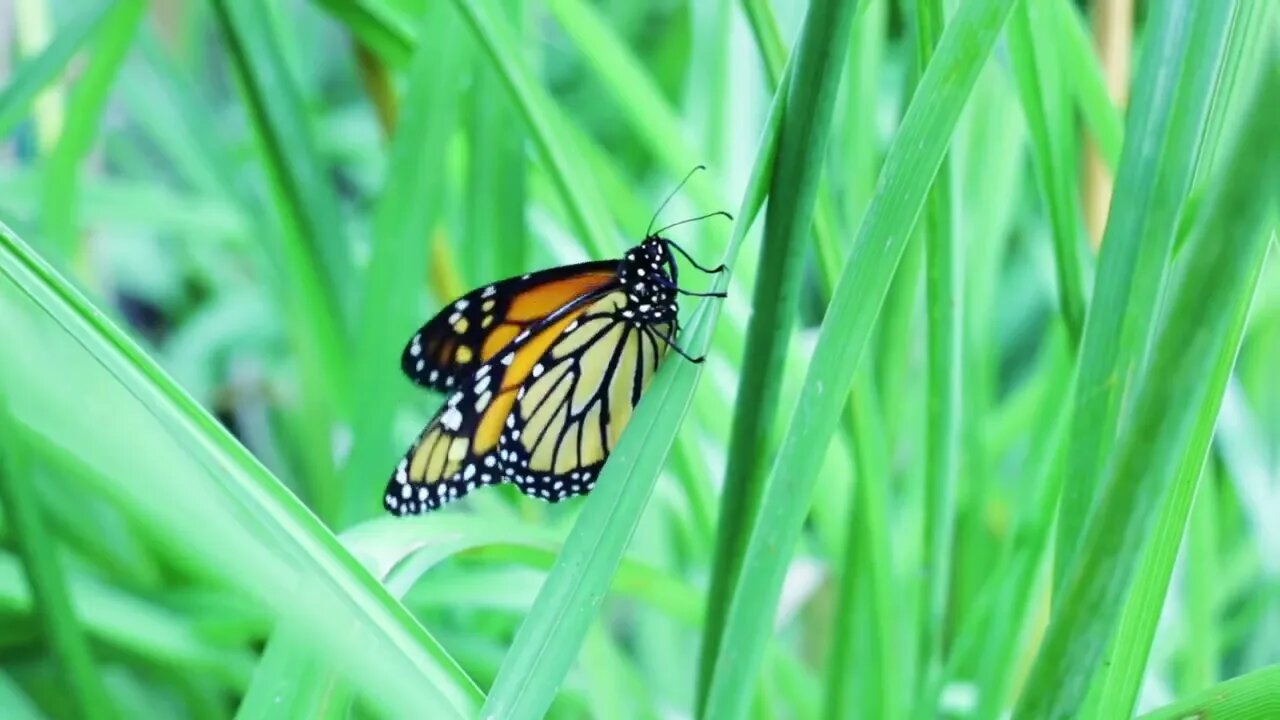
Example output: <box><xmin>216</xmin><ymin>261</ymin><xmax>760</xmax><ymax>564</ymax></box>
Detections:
<box><xmin>386</xmin><ymin>236</ymin><xmax>694</xmax><ymax>516</ymax></box>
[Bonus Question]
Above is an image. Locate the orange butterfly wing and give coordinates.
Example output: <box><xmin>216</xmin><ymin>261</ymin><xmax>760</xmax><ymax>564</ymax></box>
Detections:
<box><xmin>400</xmin><ymin>262</ymin><xmax>619</xmax><ymax>392</ymax></box>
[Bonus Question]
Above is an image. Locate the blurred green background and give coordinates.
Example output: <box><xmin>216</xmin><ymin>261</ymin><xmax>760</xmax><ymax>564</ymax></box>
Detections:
<box><xmin>1</xmin><ymin>0</ymin><xmax>1277</xmax><ymax>718</ymax></box>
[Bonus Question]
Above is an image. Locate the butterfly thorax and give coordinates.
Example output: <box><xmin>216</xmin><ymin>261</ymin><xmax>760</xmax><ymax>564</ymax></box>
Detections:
<box><xmin>617</xmin><ymin>236</ymin><xmax>679</xmax><ymax>325</ymax></box>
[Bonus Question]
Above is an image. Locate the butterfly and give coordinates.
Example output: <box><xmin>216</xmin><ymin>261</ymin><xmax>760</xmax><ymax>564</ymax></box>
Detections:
<box><xmin>384</xmin><ymin>169</ymin><xmax>730</xmax><ymax>515</ymax></box>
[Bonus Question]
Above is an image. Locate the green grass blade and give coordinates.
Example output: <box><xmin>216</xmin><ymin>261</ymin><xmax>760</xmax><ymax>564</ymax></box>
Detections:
<box><xmin>1137</xmin><ymin>664</ymin><xmax>1280</xmax><ymax>720</ymax></box>
<box><xmin>1057</xmin><ymin>0</ymin><xmax>1124</xmax><ymax>173</ymax></box>
<box><xmin>1181</xmin><ymin>466</ymin><xmax>1220</xmax><ymax>693</ymax></box>
<box><xmin>0</xmin><ymin>220</ymin><xmax>483</xmax><ymax>717</ymax></box>
<box><xmin>913</xmin><ymin>0</ymin><xmax>962</xmax><ymax>699</ymax></box>
<box><xmin>478</xmin><ymin>55</ymin><xmax>791</xmax><ymax>720</ymax></box>
<box><xmin>210</xmin><ymin>0</ymin><xmax>353</xmax><ymax>321</ymax></box>
<box><xmin>701</xmin><ymin>1</ymin><xmax>1018</xmax><ymax>717</ymax></box>
<box><xmin>1007</xmin><ymin>0</ymin><xmax>1090</xmax><ymax>345</ymax></box>
<box><xmin>698</xmin><ymin>0</ymin><xmax>860</xmax><ymax>710</ymax></box>
<box><xmin>1053</xmin><ymin>0</ymin><xmax>1238</xmax><ymax>587</ymax></box>
<box><xmin>466</xmin><ymin>0</ymin><xmax>526</xmax><ymax>285</ymax></box>
<box><xmin>1011</xmin><ymin>44</ymin><xmax>1278</xmax><ymax>719</ymax></box>
<box><xmin>38</xmin><ymin>0</ymin><xmax>143</xmax><ymax>259</ymax></box>
<box><xmin>0</xmin><ymin>670</ymin><xmax>43</xmax><ymax>720</ymax></box>
<box><xmin>453</xmin><ymin>0</ymin><xmax>616</xmax><ymax>258</ymax></box>
<box><xmin>341</xmin><ymin>4</ymin><xmax>466</xmax><ymax>526</ymax></box>
<box><xmin>823</xmin><ymin>367</ymin><xmax>898</xmax><ymax>720</ymax></box>
<box><xmin>1086</xmin><ymin>11</ymin><xmax>1269</xmax><ymax>713</ymax></box>
<box><xmin>0</xmin><ymin>546</ymin><xmax>256</xmax><ymax>688</ymax></box>
<box><xmin>0</xmin><ymin>0</ymin><xmax>115</xmax><ymax>140</ymax></box>
<box><xmin>310</xmin><ymin>0</ymin><xmax>414</xmax><ymax>67</ymax></box>
<box><xmin>543</xmin><ymin>0</ymin><xmax>699</xmax><ymax>185</ymax></box>
<box><xmin>211</xmin><ymin>0</ymin><xmax>352</xmax><ymax>521</ymax></box>
<box><xmin>0</xmin><ymin>411</ymin><xmax>112</xmax><ymax>719</ymax></box>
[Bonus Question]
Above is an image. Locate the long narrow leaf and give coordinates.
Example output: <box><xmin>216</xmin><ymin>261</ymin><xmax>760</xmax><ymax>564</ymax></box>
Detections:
<box><xmin>1012</xmin><ymin>45</ymin><xmax>1278</xmax><ymax>718</ymax></box>
<box><xmin>0</xmin><ymin>220</ymin><xmax>483</xmax><ymax>718</ymax></box>
<box><xmin>1054</xmin><ymin>0</ymin><xmax>1233</xmax><ymax>583</ymax></box>
<box><xmin>479</xmin><ymin>57</ymin><xmax>794</xmax><ymax>720</ymax></box>
<box><xmin>698</xmin><ymin>0</ymin><xmax>860</xmax><ymax>708</ymax></box>
<box><xmin>701</xmin><ymin>0</ymin><xmax>1018</xmax><ymax>717</ymax></box>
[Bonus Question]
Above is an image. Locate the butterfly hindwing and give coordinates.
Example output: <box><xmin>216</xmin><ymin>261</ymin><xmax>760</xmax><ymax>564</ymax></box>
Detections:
<box><xmin>401</xmin><ymin>261</ymin><xmax>619</xmax><ymax>392</ymax></box>
<box><xmin>385</xmin><ymin>291</ymin><xmax>616</xmax><ymax>514</ymax></box>
<box><xmin>496</xmin><ymin>290</ymin><xmax>672</xmax><ymax>503</ymax></box>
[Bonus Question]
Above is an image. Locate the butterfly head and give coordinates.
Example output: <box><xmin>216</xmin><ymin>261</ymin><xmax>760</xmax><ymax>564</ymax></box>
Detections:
<box><xmin>619</xmin><ymin>237</ymin><xmax>679</xmax><ymax>324</ymax></box>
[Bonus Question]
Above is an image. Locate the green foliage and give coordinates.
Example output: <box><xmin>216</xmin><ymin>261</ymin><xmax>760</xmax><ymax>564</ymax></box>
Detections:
<box><xmin>1</xmin><ymin>1</ymin><xmax>1277</xmax><ymax>718</ymax></box>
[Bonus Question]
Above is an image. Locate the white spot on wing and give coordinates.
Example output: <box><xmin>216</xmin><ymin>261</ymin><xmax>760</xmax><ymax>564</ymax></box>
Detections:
<box><xmin>441</xmin><ymin>407</ymin><xmax>463</xmax><ymax>431</ymax></box>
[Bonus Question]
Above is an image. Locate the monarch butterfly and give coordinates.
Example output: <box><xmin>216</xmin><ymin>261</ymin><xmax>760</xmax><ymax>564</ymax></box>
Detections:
<box><xmin>385</xmin><ymin>169</ymin><xmax>729</xmax><ymax>515</ymax></box>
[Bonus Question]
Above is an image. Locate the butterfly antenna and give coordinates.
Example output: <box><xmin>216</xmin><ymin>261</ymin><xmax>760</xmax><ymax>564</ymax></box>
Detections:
<box><xmin>646</xmin><ymin>165</ymin><xmax>707</xmax><ymax>237</ymax></box>
<box><xmin>664</xmin><ymin>238</ymin><xmax>728</xmax><ymax>274</ymax></box>
<box><xmin>653</xmin><ymin>326</ymin><xmax>707</xmax><ymax>364</ymax></box>
<box><xmin>654</xmin><ymin>275</ymin><xmax>727</xmax><ymax>298</ymax></box>
<box><xmin>652</xmin><ymin>211</ymin><xmax>734</xmax><ymax>239</ymax></box>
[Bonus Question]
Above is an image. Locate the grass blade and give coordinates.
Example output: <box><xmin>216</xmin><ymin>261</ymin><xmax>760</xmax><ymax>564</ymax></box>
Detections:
<box><xmin>453</xmin><ymin>0</ymin><xmax>616</xmax><ymax>258</ymax></box>
<box><xmin>913</xmin><ymin>0</ymin><xmax>963</xmax><ymax>699</ymax></box>
<box><xmin>1084</xmin><ymin>9</ymin><xmax>1269</xmax><ymax>713</ymax></box>
<box><xmin>38</xmin><ymin>0</ymin><xmax>144</xmax><ymax>259</ymax></box>
<box><xmin>0</xmin><ymin>220</ymin><xmax>483</xmax><ymax>718</ymax></box>
<box><xmin>698</xmin><ymin>0</ymin><xmax>861</xmax><ymax>709</ymax></box>
<box><xmin>701</xmin><ymin>0</ymin><xmax>1018</xmax><ymax>717</ymax></box>
<box><xmin>1053</xmin><ymin>0</ymin><xmax>1234</xmax><ymax>584</ymax></box>
<box><xmin>0</xmin><ymin>409</ymin><xmax>112</xmax><ymax>719</ymax></box>
<box><xmin>0</xmin><ymin>0</ymin><xmax>115</xmax><ymax>140</ymax></box>
<box><xmin>1137</xmin><ymin>664</ymin><xmax>1280</xmax><ymax>720</ymax></box>
<box><xmin>211</xmin><ymin>0</ymin><xmax>352</xmax><ymax>521</ymax></box>
<box><xmin>478</xmin><ymin>55</ymin><xmax>792</xmax><ymax>720</ymax></box>
<box><xmin>211</xmin><ymin>0</ymin><xmax>353</xmax><ymax>320</ymax></box>
<box><xmin>1007</xmin><ymin>0</ymin><xmax>1091</xmax><ymax>345</ymax></box>
<box><xmin>1011</xmin><ymin>43</ymin><xmax>1278</xmax><ymax>718</ymax></box>
<box><xmin>340</xmin><ymin>4</ymin><xmax>466</xmax><ymax>525</ymax></box>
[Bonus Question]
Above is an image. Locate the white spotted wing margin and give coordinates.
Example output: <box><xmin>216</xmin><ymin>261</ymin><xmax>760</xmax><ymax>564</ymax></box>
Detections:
<box><xmin>497</xmin><ymin>290</ymin><xmax>672</xmax><ymax>505</ymax></box>
<box><xmin>385</xmin><ymin>289</ymin><xmax>673</xmax><ymax>515</ymax></box>
<box><xmin>399</xmin><ymin>260</ymin><xmax>618</xmax><ymax>392</ymax></box>
<box><xmin>385</xmin><ymin>280</ymin><xmax>623</xmax><ymax>516</ymax></box>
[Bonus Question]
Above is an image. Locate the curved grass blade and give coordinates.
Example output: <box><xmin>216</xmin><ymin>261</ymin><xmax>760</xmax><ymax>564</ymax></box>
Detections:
<box><xmin>0</xmin><ymin>0</ymin><xmax>115</xmax><ymax>140</ymax></box>
<box><xmin>340</xmin><ymin>4</ymin><xmax>466</xmax><ymax>525</ymax></box>
<box><xmin>38</xmin><ymin>0</ymin><xmax>144</xmax><ymax>259</ymax></box>
<box><xmin>211</xmin><ymin>0</ymin><xmax>352</xmax><ymax>320</ymax></box>
<box><xmin>699</xmin><ymin>0</ymin><xmax>860</xmax><ymax>707</ymax></box>
<box><xmin>0</xmin><ymin>408</ymin><xmax>112</xmax><ymax>719</ymax></box>
<box><xmin>913</xmin><ymin>0</ymin><xmax>962</xmax><ymax>699</ymax></box>
<box><xmin>453</xmin><ymin>0</ymin><xmax>616</xmax><ymax>258</ymax></box>
<box><xmin>311</xmin><ymin>0</ymin><xmax>415</xmax><ymax>67</ymax></box>
<box><xmin>1137</xmin><ymin>664</ymin><xmax>1280</xmax><ymax>720</ymax></box>
<box><xmin>0</xmin><ymin>221</ymin><xmax>483</xmax><ymax>718</ymax></box>
<box><xmin>700</xmin><ymin>0</ymin><xmax>1019</xmax><ymax>716</ymax></box>
<box><xmin>1007</xmin><ymin>0</ymin><xmax>1091</xmax><ymax>345</ymax></box>
<box><xmin>1087</xmin><ymin>8</ymin><xmax>1273</xmax><ymax>713</ymax></box>
<box><xmin>210</xmin><ymin>0</ymin><xmax>353</xmax><ymax>521</ymax></box>
<box><xmin>478</xmin><ymin>56</ymin><xmax>793</xmax><ymax>720</ymax></box>
<box><xmin>1011</xmin><ymin>44</ymin><xmax>1278</xmax><ymax>719</ymax></box>
<box><xmin>1053</xmin><ymin>0</ymin><xmax>1235</xmax><ymax>586</ymax></box>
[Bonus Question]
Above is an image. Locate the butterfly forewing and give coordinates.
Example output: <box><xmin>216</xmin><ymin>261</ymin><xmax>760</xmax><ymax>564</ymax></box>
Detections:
<box><xmin>401</xmin><ymin>261</ymin><xmax>619</xmax><ymax>392</ymax></box>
